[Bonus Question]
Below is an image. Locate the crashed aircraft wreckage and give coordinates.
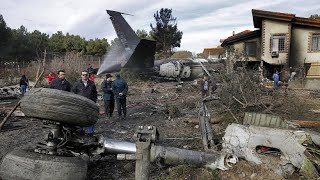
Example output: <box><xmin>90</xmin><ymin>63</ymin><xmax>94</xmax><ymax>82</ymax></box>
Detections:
<box><xmin>1</xmin><ymin>10</ymin><xmax>320</xmax><ymax>180</ymax></box>
<box><xmin>199</xmin><ymin>96</ymin><xmax>320</xmax><ymax>179</ymax></box>
<box><xmin>0</xmin><ymin>10</ymin><xmax>230</xmax><ymax>180</ymax></box>
<box><xmin>2</xmin><ymin>90</ymin><xmax>320</xmax><ymax>179</ymax></box>
<box><xmin>98</xmin><ymin>10</ymin><xmax>223</xmax><ymax>80</ymax></box>
<box><xmin>222</xmin><ymin>114</ymin><xmax>320</xmax><ymax>179</ymax></box>
<box><xmin>0</xmin><ymin>88</ymin><xmax>237</xmax><ymax>180</ymax></box>
<box><xmin>0</xmin><ymin>85</ymin><xmax>20</xmax><ymax>100</ymax></box>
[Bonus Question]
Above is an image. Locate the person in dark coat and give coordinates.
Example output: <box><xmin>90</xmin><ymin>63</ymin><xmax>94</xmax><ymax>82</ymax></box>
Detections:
<box><xmin>87</xmin><ymin>64</ymin><xmax>93</xmax><ymax>75</ymax></box>
<box><xmin>73</xmin><ymin>70</ymin><xmax>98</xmax><ymax>134</ymax></box>
<box><xmin>72</xmin><ymin>70</ymin><xmax>97</xmax><ymax>103</ymax></box>
<box><xmin>50</xmin><ymin>70</ymin><xmax>71</xmax><ymax>92</ymax></box>
<box><xmin>19</xmin><ymin>75</ymin><xmax>29</xmax><ymax>96</ymax></box>
<box><xmin>112</xmin><ymin>74</ymin><xmax>128</xmax><ymax>120</ymax></box>
<box><xmin>101</xmin><ymin>74</ymin><xmax>114</xmax><ymax>118</ymax></box>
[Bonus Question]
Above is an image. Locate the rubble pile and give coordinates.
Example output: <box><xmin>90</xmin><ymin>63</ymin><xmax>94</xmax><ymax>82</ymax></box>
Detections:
<box><xmin>0</xmin><ymin>85</ymin><xmax>20</xmax><ymax>100</ymax></box>
<box><xmin>310</xmin><ymin>90</ymin><xmax>320</xmax><ymax>98</ymax></box>
<box><xmin>1</xmin><ymin>77</ymin><xmax>320</xmax><ymax>180</ymax></box>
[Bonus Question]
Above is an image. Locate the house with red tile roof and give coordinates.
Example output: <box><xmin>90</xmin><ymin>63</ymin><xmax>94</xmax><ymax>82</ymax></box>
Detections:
<box><xmin>221</xmin><ymin>9</ymin><xmax>320</xmax><ymax>79</ymax></box>
<box><xmin>202</xmin><ymin>46</ymin><xmax>224</xmax><ymax>60</ymax></box>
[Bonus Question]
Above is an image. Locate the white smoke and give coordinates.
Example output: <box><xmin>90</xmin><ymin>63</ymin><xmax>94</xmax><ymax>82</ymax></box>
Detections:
<box><xmin>97</xmin><ymin>46</ymin><xmax>133</xmax><ymax>75</ymax></box>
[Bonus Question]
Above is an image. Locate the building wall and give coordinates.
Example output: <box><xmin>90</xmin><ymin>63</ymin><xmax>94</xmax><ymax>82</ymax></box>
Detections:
<box><xmin>261</xmin><ymin>19</ymin><xmax>291</xmax><ymax>65</ymax></box>
<box><xmin>291</xmin><ymin>26</ymin><xmax>320</xmax><ymax>67</ymax></box>
<box><xmin>232</xmin><ymin>37</ymin><xmax>261</xmax><ymax>61</ymax></box>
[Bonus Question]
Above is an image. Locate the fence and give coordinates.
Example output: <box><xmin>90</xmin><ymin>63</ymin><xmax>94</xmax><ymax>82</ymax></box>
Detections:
<box><xmin>0</xmin><ymin>53</ymin><xmax>103</xmax><ymax>85</ymax></box>
<box><xmin>0</xmin><ymin>54</ymin><xmax>102</xmax><ymax>76</ymax></box>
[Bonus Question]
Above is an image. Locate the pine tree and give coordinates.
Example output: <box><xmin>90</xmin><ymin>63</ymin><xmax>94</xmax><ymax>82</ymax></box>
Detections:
<box><xmin>150</xmin><ymin>8</ymin><xmax>183</xmax><ymax>58</ymax></box>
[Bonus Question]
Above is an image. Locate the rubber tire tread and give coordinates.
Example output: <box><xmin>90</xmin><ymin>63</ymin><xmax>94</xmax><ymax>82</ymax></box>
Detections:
<box><xmin>20</xmin><ymin>88</ymin><xmax>99</xmax><ymax>126</ymax></box>
<box><xmin>0</xmin><ymin>149</ymin><xmax>87</xmax><ymax>180</ymax></box>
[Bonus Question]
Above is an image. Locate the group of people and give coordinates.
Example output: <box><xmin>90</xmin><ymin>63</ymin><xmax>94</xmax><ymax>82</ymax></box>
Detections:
<box><xmin>101</xmin><ymin>73</ymin><xmax>128</xmax><ymax>119</ymax></box>
<box><xmin>19</xmin><ymin>69</ymin><xmax>128</xmax><ymax>134</ymax></box>
<box><xmin>46</xmin><ymin>70</ymin><xmax>127</xmax><ymax>119</ymax></box>
<box><xmin>45</xmin><ymin>64</ymin><xmax>95</xmax><ymax>87</ymax></box>
<box><xmin>272</xmin><ymin>67</ymin><xmax>297</xmax><ymax>90</ymax></box>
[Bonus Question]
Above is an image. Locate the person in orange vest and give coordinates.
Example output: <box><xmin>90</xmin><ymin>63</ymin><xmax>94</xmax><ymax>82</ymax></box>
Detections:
<box><xmin>45</xmin><ymin>72</ymin><xmax>56</xmax><ymax>86</ymax></box>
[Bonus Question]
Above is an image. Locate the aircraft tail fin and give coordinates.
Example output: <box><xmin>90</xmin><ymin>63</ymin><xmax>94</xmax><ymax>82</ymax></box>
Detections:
<box><xmin>124</xmin><ymin>39</ymin><xmax>156</xmax><ymax>69</ymax></box>
<box><xmin>106</xmin><ymin>10</ymin><xmax>156</xmax><ymax>70</ymax></box>
<box><xmin>106</xmin><ymin>10</ymin><xmax>139</xmax><ymax>49</ymax></box>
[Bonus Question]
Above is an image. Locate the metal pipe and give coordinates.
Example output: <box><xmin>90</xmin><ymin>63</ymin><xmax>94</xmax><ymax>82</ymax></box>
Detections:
<box><xmin>150</xmin><ymin>145</ymin><xmax>237</xmax><ymax>170</ymax></box>
<box><xmin>199</xmin><ymin>102</ymin><xmax>215</xmax><ymax>151</ymax></box>
<box><xmin>103</xmin><ymin>139</ymin><xmax>136</xmax><ymax>154</ymax></box>
<box><xmin>102</xmin><ymin>139</ymin><xmax>238</xmax><ymax>171</ymax></box>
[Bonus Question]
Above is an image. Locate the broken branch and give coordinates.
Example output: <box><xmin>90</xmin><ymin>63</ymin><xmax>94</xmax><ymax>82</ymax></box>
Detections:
<box><xmin>0</xmin><ymin>101</ymin><xmax>21</xmax><ymax>129</ymax></box>
<box><xmin>290</xmin><ymin>120</ymin><xmax>320</xmax><ymax>127</ymax></box>
<box><xmin>221</xmin><ymin>104</ymin><xmax>239</xmax><ymax>123</ymax></box>
<box><xmin>232</xmin><ymin>96</ymin><xmax>246</xmax><ymax>108</ymax></box>
<box><xmin>239</xmin><ymin>84</ymin><xmax>248</xmax><ymax>105</ymax></box>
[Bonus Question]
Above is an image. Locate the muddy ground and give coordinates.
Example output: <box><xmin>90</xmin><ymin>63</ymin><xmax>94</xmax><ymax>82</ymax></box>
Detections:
<box><xmin>0</xmin><ymin>79</ymin><xmax>319</xmax><ymax>180</ymax></box>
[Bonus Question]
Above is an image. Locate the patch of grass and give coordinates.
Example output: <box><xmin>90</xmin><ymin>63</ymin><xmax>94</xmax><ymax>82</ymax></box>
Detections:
<box><xmin>157</xmin><ymin>165</ymin><xmax>220</xmax><ymax>180</ymax></box>
<box><xmin>119</xmin><ymin>68</ymin><xmax>152</xmax><ymax>85</ymax></box>
<box><xmin>120</xmin><ymin>69</ymin><xmax>140</xmax><ymax>84</ymax></box>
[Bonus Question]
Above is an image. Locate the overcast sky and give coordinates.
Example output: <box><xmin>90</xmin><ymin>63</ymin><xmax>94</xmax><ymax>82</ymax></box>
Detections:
<box><xmin>1</xmin><ymin>0</ymin><xmax>319</xmax><ymax>53</ymax></box>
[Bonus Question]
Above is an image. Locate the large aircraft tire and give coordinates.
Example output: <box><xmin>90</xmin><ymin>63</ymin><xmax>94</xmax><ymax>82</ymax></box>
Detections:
<box><xmin>0</xmin><ymin>149</ymin><xmax>88</xmax><ymax>180</ymax></box>
<box><xmin>20</xmin><ymin>88</ymin><xmax>99</xmax><ymax>126</ymax></box>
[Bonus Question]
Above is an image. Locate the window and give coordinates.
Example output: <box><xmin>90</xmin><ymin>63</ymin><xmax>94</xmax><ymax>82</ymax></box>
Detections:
<box><xmin>245</xmin><ymin>42</ymin><xmax>256</xmax><ymax>56</ymax></box>
<box><xmin>272</xmin><ymin>35</ymin><xmax>285</xmax><ymax>52</ymax></box>
<box><xmin>311</xmin><ymin>34</ymin><xmax>320</xmax><ymax>51</ymax></box>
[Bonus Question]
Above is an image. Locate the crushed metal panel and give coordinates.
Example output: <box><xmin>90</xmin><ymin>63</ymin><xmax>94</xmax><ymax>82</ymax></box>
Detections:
<box><xmin>243</xmin><ymin>112</ymin><xmax>289</xmax><ymax>129</ymax></box>
<box><xmin>159</xmin><ymin>62</ymin><xmax>181</xmax><ymax>78</ymax></box>
<box><xmin>306</xmin><ymin>130</ymin><xmax>320</xmax><ymax>146</ymax></box>
<box><xmin>222</xmin><ymin>123</ymin><xmax>308</xmax><ymax>168</ymax></box>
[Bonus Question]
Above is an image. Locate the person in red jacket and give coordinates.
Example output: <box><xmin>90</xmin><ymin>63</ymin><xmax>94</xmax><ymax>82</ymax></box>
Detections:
<box><xmin>45</xmin><ymin>72</ymin><xmax>56</xmax><ymax>86</ymax></box>
<box><xmin>89</xmin><ymin>73</ymin><xmax>95</xmax><ymax>81</ymax></box>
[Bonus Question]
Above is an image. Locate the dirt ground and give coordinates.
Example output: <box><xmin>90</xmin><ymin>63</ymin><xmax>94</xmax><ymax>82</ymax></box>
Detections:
<box><xmin>0</xmin><ymin>79</ymin><xmax>319</xmax><ymax>180</ymax></box>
